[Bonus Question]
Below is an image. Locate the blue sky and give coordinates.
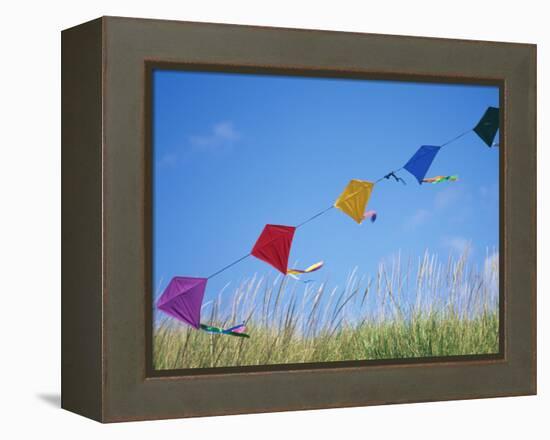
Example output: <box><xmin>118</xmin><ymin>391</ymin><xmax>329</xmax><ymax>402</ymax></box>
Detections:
<box><xmin>152</xmin><ymin>69</ymin><xmax>499</xmax><ymax>307</ymax></box>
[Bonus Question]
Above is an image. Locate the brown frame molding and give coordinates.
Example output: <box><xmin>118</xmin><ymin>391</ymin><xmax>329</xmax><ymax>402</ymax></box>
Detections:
<box><xmin>62</xmin><ymin>16</ymin><xmax>536</xmax><ymax>422</ymax></box>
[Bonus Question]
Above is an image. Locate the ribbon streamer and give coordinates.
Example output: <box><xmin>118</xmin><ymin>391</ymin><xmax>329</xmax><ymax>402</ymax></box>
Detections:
<box><xmin>422</xmin><ymin>175</ymin><xmax>458</xmax><ymax>184</ymax></box>
<box><xmin>362</xmin><ymin>210</ymin><xmax>377</xmax><ymax>223</ymax></box>
<box><xmin>200</xmin><ymin>323</ymin><xmax>250</xmax><ymax>338</ymax></box>
<box><xmin>287</xmin><ymin>261</ymin><xmax>324</xmax><ymax>276</ymax></box>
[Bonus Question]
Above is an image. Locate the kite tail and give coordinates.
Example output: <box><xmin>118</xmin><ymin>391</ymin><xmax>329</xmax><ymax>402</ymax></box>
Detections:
<box><xmin>287</xmin><ymin>261</ymin><xmax>324</xmax><ymax>276</ymax></box>
<box><xmin>288</xmin><ymin>273</ymin><xmax>316</xmax><ymax>284</ymax></box>
<box><xmin>226</xmin><ymin>323</ymin><xmax>247</xmax><ymax>333</ymax></box>
<box><xmin>422</xmin><ymin>175</ymin><xmax>459</xmax><ymax>184</ymax></box>
<box><xmin>362</xmin><ymin>210</ymin><xmax>377</xmax><ymax>223</ymax></box>
<box><xmin>200</xmin><ymin>323</ymin><xmax>250</xmax><ymax>338</ymax></box>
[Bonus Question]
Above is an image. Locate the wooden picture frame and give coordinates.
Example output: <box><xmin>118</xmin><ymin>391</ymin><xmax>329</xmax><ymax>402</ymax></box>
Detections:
<box><xmin>62</xmin><ymin>16</ymin><xmax>536</xmax><ymax>422</ymax></box>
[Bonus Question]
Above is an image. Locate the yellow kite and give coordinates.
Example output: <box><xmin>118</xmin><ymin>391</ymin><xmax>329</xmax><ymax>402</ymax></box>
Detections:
<box><xmin>334</xmin><ymin>179</ymin><xmax>374</xmax><ymax>224</ymax></box>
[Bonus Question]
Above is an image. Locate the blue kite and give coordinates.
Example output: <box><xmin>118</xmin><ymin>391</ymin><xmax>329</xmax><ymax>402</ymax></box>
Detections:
<box><xmin>403</xmin><ymin>145</ymin><xmax>441</xmax><ymax>184</ymax></box>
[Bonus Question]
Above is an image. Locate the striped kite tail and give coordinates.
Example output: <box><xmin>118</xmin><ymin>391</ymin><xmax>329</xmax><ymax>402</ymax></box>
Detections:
<box><xmin>422</xmin><ymin>175</ymin><xmax>459</xmax><ymax>184</ymax></box>
<box><xmin>200</xmin><ymin>323</ymin><xmax>250</xmax><ymax>338</ymax></box>
<box><xmin>287</xmin><ymin>261</ymin><xmax>324</xmax><ymax>276</ymax></box>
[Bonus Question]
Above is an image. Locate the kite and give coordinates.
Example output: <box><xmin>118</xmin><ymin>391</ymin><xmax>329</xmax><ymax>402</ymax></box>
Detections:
<box><xmin>157</xmin><ymin>276</ymin><xmax>249</xmax><ymax>337</ymax></box>
<box><xmin>334</xmin><ymin>179</ymin><xmax>375</xmax><ymax>223</ymax></box>
<box><xmin>474</xmin><ymin>107</ymin><xmax>499</xmax><ymax>147</ymax></box>
<box><xmin>403</xmin><ymin>145</ymin><xmax>441</xmax><ymax>184</ymax></box>
<box><xmin>422</xmin><ymin>175</ymin><xmax>458</xmax><ymax>184</ymax></box>
<box><xmin>362</xmin><ymin>210</ymin><xmax>377</xmax><ymax>223</ymax></box>
<box><xmin>200</xmin><ymin>323</ymin><xmax>250</xmax><ymax>338</ymax></box>
<box><xmin>251</xmin><ymin>224</ymin><xmax>294</xmax><ymax>273</ymax></box>
<box><xmin>251</xmin><ymin>224</ymin><xmax>324</xmax><ymax>275</ymax></box>
<box><xmin>157</xmin><ymin>276</ymin><xmax>206</xmax><ymax>329</ymax></box>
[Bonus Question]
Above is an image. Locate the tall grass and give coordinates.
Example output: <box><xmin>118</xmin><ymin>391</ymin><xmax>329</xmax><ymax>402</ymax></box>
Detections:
<box><xmin>153</xmin><ymin>249</ymin><xmax>499</xmax><ymax>370</ymax></box>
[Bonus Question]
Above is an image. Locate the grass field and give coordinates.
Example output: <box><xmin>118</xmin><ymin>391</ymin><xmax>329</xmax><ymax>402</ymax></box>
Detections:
<box><xmin>153</xmin><ymin>249</ymin><xmax>499</xmax><ymax>370</ymax></box>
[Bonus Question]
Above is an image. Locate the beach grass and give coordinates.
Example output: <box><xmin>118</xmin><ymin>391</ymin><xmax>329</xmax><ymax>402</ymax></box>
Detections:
<box><xmin>153</xmin><ymin>249</ymin><xmax>499</xmax><ymax>370</ymax></box>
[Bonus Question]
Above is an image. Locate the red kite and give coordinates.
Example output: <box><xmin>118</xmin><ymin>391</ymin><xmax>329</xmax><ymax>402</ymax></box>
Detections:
<box><xmin>251</xmin><ymin>224</ymin><xmax>295</xmax><ymax>274</ymax></box>
<box><xmin>251</xmin><ymin>224</ymin><xmax>323</xmax><ymax>276</ymax></box>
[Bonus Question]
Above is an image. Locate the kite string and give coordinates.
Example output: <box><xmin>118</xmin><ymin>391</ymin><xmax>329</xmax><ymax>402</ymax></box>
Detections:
<box><xmin>207</xmin><ymin>253</ymin><xmax>251</xmax><ymax>280</ymax></box>
<box><xmin>204</xmin><ymin>122</ymin><xmax>479</xmax><ymax>280</ymax></box>
<box><xmin>209</xmin><ymin>204</ymin><xmax>335</xmax><ymax>278</ymax></box>
<box><xmin>440</xmin><ymin>128</ymin><xmax>472</xmax><ymax>147</ymax></box>
<box><xmin>296</xmin><ymin>205</ymin><xmax>335</xmax><ymax>228</ymax></box>
<box><xmin>206</xmin><ymin>204</ymin><xmax>334</xmax><ymax>279</ymax></box>
<box><xmin>375</xmin><ymin>167</ymin><xmax>404</xmax><ymax>184</ymax></box>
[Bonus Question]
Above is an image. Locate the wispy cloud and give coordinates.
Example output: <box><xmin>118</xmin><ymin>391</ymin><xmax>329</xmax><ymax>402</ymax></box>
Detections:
<box><xmin>156</xmin><ymin>122</ymin><xmax>241</xmax><ymax>169</ymax></box>
<box><xmin>405</xmin><ymin>208</ymin><xmax>430</xmax><ymax>229</ymax></box>
<box><xmin>189</xmin><ymin>121</ymin><xmax>240</xmax><ymax>152</ymax></box>
<box><xmin>404</xmin><ymin>184</ymin><xmax>472</xmax><ymax>231</ymax></box>
<box><xmin>442</xmin><ymin>236</ymin><xmax>473</xmax><ymax>254</ymax></box>
<box><xmin>434</xmin><ymin>185</ymin><xmax>463</xmax><ymax>210</ymax></box>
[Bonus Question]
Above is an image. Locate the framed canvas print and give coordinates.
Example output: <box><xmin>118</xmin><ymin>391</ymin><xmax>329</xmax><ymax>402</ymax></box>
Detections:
<box><xmin>62</xmin><ymin>16</ymin><xmax>536</xmax><ymax>422</ymax></box>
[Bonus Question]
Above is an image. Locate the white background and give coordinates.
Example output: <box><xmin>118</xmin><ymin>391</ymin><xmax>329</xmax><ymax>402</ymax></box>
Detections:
<box><xmin>0</xmin><ymin>0</ymin><xmax>547</xmax><ymax>437</ymax></box>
